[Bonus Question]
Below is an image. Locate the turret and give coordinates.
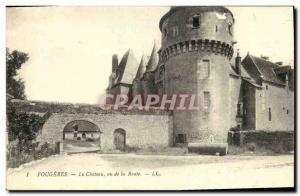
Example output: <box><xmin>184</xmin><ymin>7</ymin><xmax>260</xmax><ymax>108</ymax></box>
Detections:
<box><xmin>159</xmin><ymin>6</ymin><xmax>235</xmax><ymax>154</ymax></box>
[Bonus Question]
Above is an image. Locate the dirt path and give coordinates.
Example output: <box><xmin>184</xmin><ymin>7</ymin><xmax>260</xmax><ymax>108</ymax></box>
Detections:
<box><xmin>7</xmin><ymin>153</ymin><xmax>294</xmax><ymax>190</ymax></box>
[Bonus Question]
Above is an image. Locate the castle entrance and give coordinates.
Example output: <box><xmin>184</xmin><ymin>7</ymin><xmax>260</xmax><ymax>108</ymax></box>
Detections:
<box><xmin>62</xmin><ymin>120</ymin><xmax>101</xmax><ymax>153</ymax></box>
<box><xmin>113</xmin><ymin>128</ymin><xmax>126</xmax><ymax>151</ymax></box>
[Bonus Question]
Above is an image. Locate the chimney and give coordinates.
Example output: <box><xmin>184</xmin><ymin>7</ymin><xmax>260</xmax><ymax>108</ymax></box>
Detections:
<box><xmin>235</xmin><ymin>49</ymin><xmax>241</xmax><ymax>74</ymax></box>
<box><xmin>276</xmin><ymin>61</ymin><xmax>283</xmax><ymax>66</ymax></box>
<box><xmin>112</xmin><ymin>54</ymin><xmax>118</xmax><ymax>73</ymax></box>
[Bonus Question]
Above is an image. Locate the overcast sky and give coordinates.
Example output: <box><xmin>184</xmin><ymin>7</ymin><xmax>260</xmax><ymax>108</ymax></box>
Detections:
<box><xmin>6</xmin><ymin>6</ymin><xmax>294</xmax><ymax>104</ymax></box>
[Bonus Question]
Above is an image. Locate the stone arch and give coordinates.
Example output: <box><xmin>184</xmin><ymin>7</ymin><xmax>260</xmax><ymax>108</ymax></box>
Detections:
<box><xmin>113</xmin><ymin>128</ymin><xmax>126</xmax><ymax>151</ymax></box>
<box><xmin>62</xmin><ymin>119</ymin><xmax>102</xmax><ymax>152</ymax></box>
<box><xmin>63</xmin><ymin>120</ymin><xmax>101</xmax><ymax>140</ymax></box>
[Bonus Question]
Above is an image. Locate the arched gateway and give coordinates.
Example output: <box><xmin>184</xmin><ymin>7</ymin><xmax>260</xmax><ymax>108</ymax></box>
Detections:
<box><xmin>63</xmin><ymin>120</ymin><xmax>101</xmax><ymax>152</ymax></box>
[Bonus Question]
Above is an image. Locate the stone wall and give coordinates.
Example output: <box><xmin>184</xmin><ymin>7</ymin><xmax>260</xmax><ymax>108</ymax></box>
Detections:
<box><xmin>160</xmin><ymin>7</ymin><xmax>235</xmax><ymax>146</ymax></box>
<box><xmin>229</xmin><ymin>75</ymin><xmax>242</xmax><ymax>129</ymax></box>
<box><xmin>11</xmin><ymin>100</ymin><xmax>173</xmax><ymax>152</ymax></box>
<box><xmin>255</xmin><ymin>82</ymin><xmax>294</xmax><ymax>131</ymax></box>
<box><xmin>242</xmin><ymin>81</ymin><xmax>257</xmax><ymax>130</ymax></box>
<box><xmin>39</xmin><ymin>112</ymin><xmax>172</xmax><ymax>151</ymax></box>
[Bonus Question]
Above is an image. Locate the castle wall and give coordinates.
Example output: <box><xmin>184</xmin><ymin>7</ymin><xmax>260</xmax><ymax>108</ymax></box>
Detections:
<box><xmin>39</xmin><ymin>112</ymin><xmax>172</xmax><ymax>151</ymax></box>
<box><xmin>229</xmin><ymin>76</ymin><xmax>242</xmax><ymax>129</ymax></box>
<box><xmin>255</xmin><ymin>82</ymin><xmax>294</xmax><ymax>131</ymax></box>
<box><xmin>132</xmin><ymin>79</ymin><xmax>143</xmax><ymax>98</ymax></box>
<box><xmin>142</xmin><ymin>72</ymin><xmax>157</xmax><ymax>101</ymax></box>
<box><xmin>242</xmin><ymin>81</ymin><xmax>257</xmax><ymax>130</ymax></box>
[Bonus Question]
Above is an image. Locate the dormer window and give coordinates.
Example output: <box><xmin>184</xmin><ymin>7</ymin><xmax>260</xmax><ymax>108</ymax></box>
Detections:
<box><xmin>228</xmin><ymin>22</ymin><xmax>233</xmax><ymax>36</ymax></box>
<box><xmin>192</xmin><ymin>16</ymin><xmax>200</xmax><ymax>28</ymax></box>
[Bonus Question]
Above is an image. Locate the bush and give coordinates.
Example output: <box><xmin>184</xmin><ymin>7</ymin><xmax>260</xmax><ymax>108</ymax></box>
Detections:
<box><xmin>247</xmin><ymin>142</ymin><xmax>256</xmax><ymax>152</ymax></box>
<box><xmin>7</xmin><ymin>141</ymin><xmax>56</xmax><ymax>168</ymax></box>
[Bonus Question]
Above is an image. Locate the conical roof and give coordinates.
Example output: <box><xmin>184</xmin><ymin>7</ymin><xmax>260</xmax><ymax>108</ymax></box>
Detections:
<box><xmin>116</xmin><ymin>49</ymin><xmax>139</xmax><ymax>84</ymax></box>
<box><xmin>135</xmin><ymin>55</ymin><xmax>147</xmax><ymax>79</ymax></box>
<box><xmin>145</xmin><ymin>42</ymin><xmax>159</xmax><ymax>72</ymax></box>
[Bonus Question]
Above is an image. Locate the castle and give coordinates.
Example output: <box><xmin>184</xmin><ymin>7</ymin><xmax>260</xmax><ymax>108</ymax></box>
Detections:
<box><xmin>10</xmin><ymin>6</ymin><xmax>294</xmax><ymax>155</ymax></box>
<box><xmin>106</xmin><ymin>6</ymin><xmax>294</xmax><ymax>153</ymax></box>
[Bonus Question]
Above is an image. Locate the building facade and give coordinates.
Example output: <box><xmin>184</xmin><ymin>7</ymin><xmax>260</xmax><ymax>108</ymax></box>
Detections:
<box><xmin>9</xmin><ymin>6</ymin><xmax>294</xmax><ymax>155</ymax></box>
<box><xmin>107</xmin><ymin>6</ymin><xmax>294</xmax><ymax>152</ymax></box>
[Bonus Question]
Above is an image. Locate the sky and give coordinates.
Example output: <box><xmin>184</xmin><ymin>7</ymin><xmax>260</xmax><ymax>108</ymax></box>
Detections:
<box><xmin>6</xmin><ymin>6</ymin><xmax>294</xmax><ymax>104</ymax></box>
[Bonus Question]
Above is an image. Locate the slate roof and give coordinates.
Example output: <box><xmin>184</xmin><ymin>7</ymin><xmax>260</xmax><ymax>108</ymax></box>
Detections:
<box><xmin>243</xmin><ymin>54</ymin><xmax>285</xmax><ymax>85</ymax></box>
<box><xmin>242</xmin><ymin>78</ymin><xmax>262</xmax><ymax>88</ymax></box>
<box><xmin>249</xmin><ymin>55</ymin><xmax>286</xmax><ymax>85</ymax></box>
<box><xmin>135</xmin><ymin>55</ymin><xmax>147</xmax><ymax>79</ymax></box>
<box><xmin>274</xmin><ymin>65</ymin><xmax>292</xmax><ymax>75</ymax></box>
<box><xmin>229</xmin><ymin>63</ymin><xmax>251</xmax><ymax>79</ymax></box>
<box><xmin>145</xmin><ymin>43</ymin><xmax>159</xmax><ymax>72</ymax></box>
<box><xmin>116</xmin><ymin>49</ymin><xmax>139</xmax><ymax>84</ymax></box>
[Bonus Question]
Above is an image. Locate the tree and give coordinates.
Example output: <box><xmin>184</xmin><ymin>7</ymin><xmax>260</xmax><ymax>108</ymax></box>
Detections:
<box><xmin>7</xmin><ymin>108</ymin><xmax>48</xmax><ymax>142</ymax></box>
<box><xmin>6</xmin><ymin>48</ymin><xmax>29</xmax><ymax>100</ymax></box>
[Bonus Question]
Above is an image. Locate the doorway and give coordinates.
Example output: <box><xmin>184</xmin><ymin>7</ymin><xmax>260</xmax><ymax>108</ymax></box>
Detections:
<box><xmin>113</xmin><ymin>128</ymin><xmax>126</xmax><ymax>151</ymax></box>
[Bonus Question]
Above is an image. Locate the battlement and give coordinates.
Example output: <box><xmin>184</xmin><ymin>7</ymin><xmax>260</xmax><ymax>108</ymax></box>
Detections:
<box><xmin>159</xmin><ymin>39</ymin><xmax>234</xmax><ymax>63</ymax></box>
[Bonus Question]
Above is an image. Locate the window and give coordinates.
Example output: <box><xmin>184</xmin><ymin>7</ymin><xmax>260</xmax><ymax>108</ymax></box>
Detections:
<box><xmin>287</xmin><ymin>110</ymin><xmax>289</xmax><ymax>115</ymax></box>
<box><xmin>73</xmin><ymin>132</ymin><xmax>77</xmax><ymax>138</ymax></box>
<box><xmin>266</xmin><ymin>85</ymin><xmax>268</xmax><ymax>90</ymax></box>
<box><xmin>197</xmin><ymin>59</ymin><xmax>210</xmax><ymax>79</ymax></box>
<box><xmin>215</xmin><ymin>25</ymin><xmax>218</xmax><ymax>32</ymax></box>
<box><xmin>192</xmin><ymin>16</ymin><xmax>200</xmax><ymax>28</ymax></box>
<box><xmin>204</xmin><ymin>91</ymin><xmax>211</xmax><ymax>111</ymax></box>
<box><xmin>268</xmin><ymin>108</ymin><xmax>272</xmax><ymax>121</ymax></box>
<box><xmin>172</xmin><ymin>26</ymin><xmax>179</xmax><ymax>37</ymax></box>
<box><xmin>91</xmin><ymin>133</ymin><xmax>93</xmax><ymax>137</ymax></box>
<box><xmin>82</xmin><ymin>133</ymin><xmax>86</xmax><ymax>139</ymax></box>
<box><xmin>237</xmin><ymin>103</ymin><xmax>242</xmax><ymax>116</ymax></box>
<box><xmin>176</xmin><ymin>134</ymin><xmax>186</xmax><ymax>143</ymax></box>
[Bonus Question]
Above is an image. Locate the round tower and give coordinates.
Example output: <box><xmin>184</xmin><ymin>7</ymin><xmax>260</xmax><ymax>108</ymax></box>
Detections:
<box><xmin>159</xmin><ymin>6</ymin><xmax>234</xmax><ymax>153</ymax></box>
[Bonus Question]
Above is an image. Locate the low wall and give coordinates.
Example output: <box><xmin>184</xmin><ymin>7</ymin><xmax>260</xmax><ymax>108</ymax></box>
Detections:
<box><xmin>228</xmin><ymin>130</ymin><xmax>294</xmax><ymax>152</ymax></box>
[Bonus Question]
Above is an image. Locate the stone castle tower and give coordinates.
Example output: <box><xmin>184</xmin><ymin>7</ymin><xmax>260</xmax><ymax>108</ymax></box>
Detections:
<box><xmin>158</xmin><ymin>6</ymin><xmax>234</xmax><ymax>149</ymax></box>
